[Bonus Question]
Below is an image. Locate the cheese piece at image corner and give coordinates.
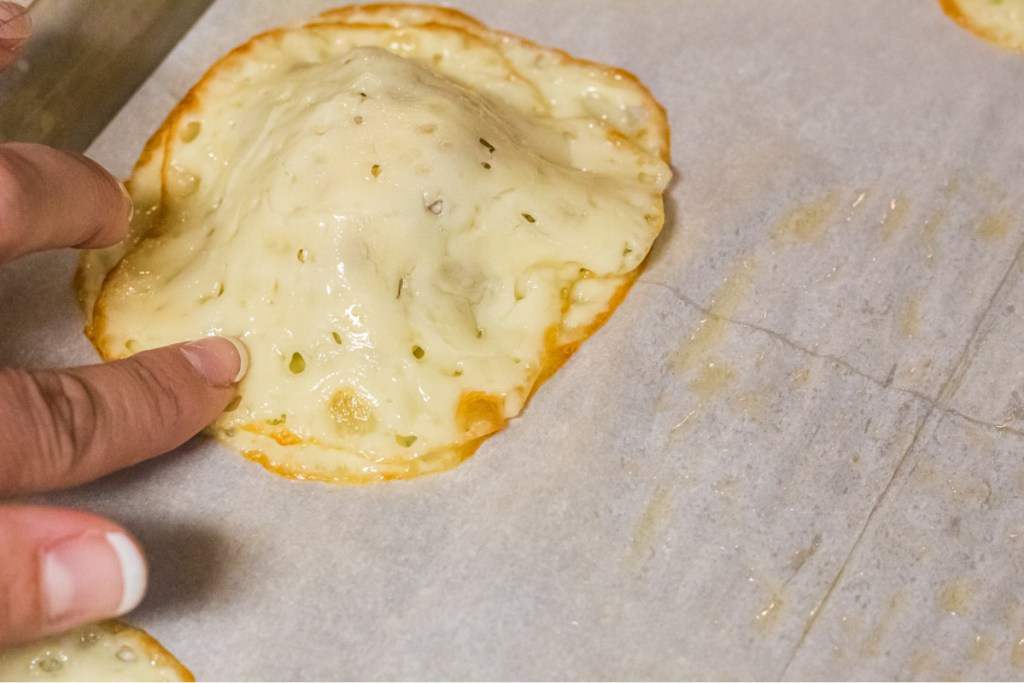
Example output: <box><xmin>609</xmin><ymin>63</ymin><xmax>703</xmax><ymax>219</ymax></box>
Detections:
<box><xmin>0</xmin><ymin>620</ymin><xmax>193</xmax><ymax>682</ymax></box>
<box><xmin>80</xmin><ymin>4</ymin><xmax>672</xmax><ymax>484</ymax></box>
<box><xmin>939</xmin><ymin>0</ymin><xmax>1024</xmax><ymax>50</ymax></box>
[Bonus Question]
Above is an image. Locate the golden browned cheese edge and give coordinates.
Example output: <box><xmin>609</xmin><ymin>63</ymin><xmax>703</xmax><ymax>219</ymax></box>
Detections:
<box><xmin>938</xmin><ymin>0</ymin><xmax>1024</xmax><ymax>51</ymax></box>
<box><xmin>80</xmin><ymin>124</ymin><xmax>169</xmax><ymax>355</ymax></box>
<box><xmin>312</xmin><ymin>2</ymin><xmax>487</xmax><ymax>31</ymax></box>
<box><xmin>109</xmin><ymin>620</ymin><xmax>195</xmax><ymax>682</ymax></box>
<box><xmin>229</xmin><ymin>272</ymin><xmax>641</xmax><ymax>484</ymax></box>
<box><xmin>310</xmin><ymin>3</ymin><xmax>671</xmax><ymax>162</ymax></box>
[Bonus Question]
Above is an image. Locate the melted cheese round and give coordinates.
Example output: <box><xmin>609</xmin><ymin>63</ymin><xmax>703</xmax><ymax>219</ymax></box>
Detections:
<box><xmin>0</xmin><ymin>621</ymin><xmax>192</xmax><ymax>682</ymax></box>
<box><xmin>940</xmin><ymin>0</ymin><xmax>1024</xmax><ymax>50</ymax></box>
<box><xmin>80</xmin><ymin>4</ymin><xmax>671</xmax><ymax>483</ymax></box>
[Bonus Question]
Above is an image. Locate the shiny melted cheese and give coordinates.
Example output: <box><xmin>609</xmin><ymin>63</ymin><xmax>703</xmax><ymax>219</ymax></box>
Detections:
<box><xmin>0</xmin><ymin>621</ymin><xmax>192</xmax><ymax>682</ymax></box>
<box><xmin>83</xmin><ymin>10</ymin><xmax>670</xmax><ymax>483</ymax></box>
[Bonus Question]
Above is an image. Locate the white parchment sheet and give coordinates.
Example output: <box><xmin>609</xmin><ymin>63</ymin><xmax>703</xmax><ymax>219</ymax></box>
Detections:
<box><xmin>3</xmin><ymin>1</ymin><xmax>1024</xmax><ymax>679</ymax></box>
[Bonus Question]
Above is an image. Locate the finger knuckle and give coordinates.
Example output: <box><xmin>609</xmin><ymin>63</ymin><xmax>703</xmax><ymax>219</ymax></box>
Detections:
<box><xmin>0</xmin><ymin>368</ymin><xmax>97</xmax><ymax>493</ymax></box>
<box><xmin>126</xmin><ymin>354</ymin><xmax>190</xmax><ymax>423</ymax></box>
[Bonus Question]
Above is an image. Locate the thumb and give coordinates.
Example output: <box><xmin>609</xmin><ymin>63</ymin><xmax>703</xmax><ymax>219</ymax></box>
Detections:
<box><xmin>0</xmin><ymin>1</ymin><xmax>30</xmax><ymax>72</ymax></box>
<box><xmin>0</xmin><ymin>506</ymin><xmax>146</xmax><ymax>647</ymax></box>
<box><xmin>0</xmin><ymin>336</ymin><xmax>248</xmax><ymax>498</ymax></box>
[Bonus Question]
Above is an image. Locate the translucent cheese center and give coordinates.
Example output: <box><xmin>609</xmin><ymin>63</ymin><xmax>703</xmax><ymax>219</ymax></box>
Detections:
<box><xmin>106</xmin><ymin>46</ymin><xmax>663</xmax><ymax>460</ymax></box>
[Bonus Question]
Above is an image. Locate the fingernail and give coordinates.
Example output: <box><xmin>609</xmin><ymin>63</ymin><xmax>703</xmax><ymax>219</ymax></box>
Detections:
<box><xmin>42</xmin><ymin>531</ymin><xmax>147</xmax><ymax>624</ymax></box>
<box><xmin>181</xmin><ymin>336</ymin><xmax>249</xmax><ymax>387</ymax></box>
<box><xmin>118</xmin><ymin>181</ymin><xmax>134</xmax><ymax>223</ymax></box>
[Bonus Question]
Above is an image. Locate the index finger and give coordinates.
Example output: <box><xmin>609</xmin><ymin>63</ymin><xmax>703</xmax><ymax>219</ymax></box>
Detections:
<box><xmin>0</xmin><ymin>337</ymin><xmax>246</xmax><ymax>498</ymax></box>
<box><xmin>0</xmin><ymin>143</ymin><xmax>133</xmax><ymax>264</ymax></box>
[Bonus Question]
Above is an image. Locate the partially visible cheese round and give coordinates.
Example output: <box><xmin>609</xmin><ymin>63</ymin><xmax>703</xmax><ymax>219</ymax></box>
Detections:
<box><xmin>80</xmin><ymin>4</ymin><xmax>671</xmax><ymax>483</ymax></box>
<box><xmin>0</xmin><ymin>621</ymin><xmax>192</xmax><ymax>682</ymax></box>
<box><xmin>940</xmin><ymin>0</ymin><xmax>1024</xmax><ymax>50</ymax></box>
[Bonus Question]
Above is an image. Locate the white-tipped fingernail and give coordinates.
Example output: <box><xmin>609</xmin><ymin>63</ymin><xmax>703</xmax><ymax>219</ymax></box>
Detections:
<box><xmin>118</xmin><ymin>181</ymin><xmax>134</xmax><ymax>223</ymax></box>
<box><xmin>225</xmin><ymin>336</ymin><xmax>249</xmax><ymax>383</ymax></box>
<box><xmin>106</xmin><ymin>532</ymin><xmax>147</xmax><ymax>615</ymax></box>
<box><xmin>181</xmin><ymin>336</ymin><xmax>249</xmax><ymax>387</ymax></box>
<box><xmin>42</xmin><ymin>531</ymin><xmax>148</xmax><ymax>624</ymax></box>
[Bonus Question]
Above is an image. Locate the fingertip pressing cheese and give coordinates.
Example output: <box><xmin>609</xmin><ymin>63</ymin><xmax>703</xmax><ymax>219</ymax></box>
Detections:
<box><xmin>79</xmin><ymin>3</ymin><xmax>672</xmax><ymax>483</ymax></box>
<box><xmin>0</xmin><ymin>621</ymin><xmax>192</xmax><ymax>682</ymax></box>
<box><xmin>939</xmin><ymin>0</ymin><xmax>1024</xmax><ymax>50</ymax></box>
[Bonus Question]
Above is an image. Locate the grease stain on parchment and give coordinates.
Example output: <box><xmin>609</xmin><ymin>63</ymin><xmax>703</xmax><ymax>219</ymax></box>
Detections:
<box><xmin>755</xmin><ymin>589</ymin><xmax>786</xmax><ymax>633</ymax></box>
<box><xmin>976</xmin><ymin>212</ymin><xmax>1010</xmax><ymax>243</ymax></box>
<box><xmin>922</xmin><ymin>207</ymin><xmax>946</xmax><ymax>264</ymax></box>
<box><xmin>968</xmin><ymin>632</ymin><xmax>995</xmax><ymax>663</ymax></box>
<box><xmin>673</xmin><ymin>258</ymin><xmax>756</xmax><ymax>373</ymax></box>
<box><xmin>630</xmin><ymin>485</ymin><xmax>672</xmax><ymax>566</ymax></box>
<box><xmin>862</xmin><ymin>592</ymin><xmax>905</xmax><ymax>658</ymax></box>
<box><xmin>910</xmin><ymin>649</ymin><xmax>965</xmax><ymax>682</ymax></box>
<box><xmin>938</xmin><ymin>580</ymin><xmax>972</xmax><ymax>616</ymax></box>
<box><xmin>689</xmin><ymin>360</ymin><xmax>736</xmax><ymax>398</ymax></box>
<box><xmin>899</xmin><ymin>293</ymin><xmax>921</xmax><ymax>339</ymax></box>
<box><xmin>772</xmin><ymin>190</ymin><xmax>843</xmax><ymax>244</ymax></box>
<box><xmin>788</xmin><ymin>366</ymin><xmax>812</xmax><ymax>387</ymax></box>
<box><xmin>881</xmin><ymin>194</ymin><xmax>911</xmax><ymax>240</ymax></box>
<box><xmin>1012</xmin><ymin>636</ymin><xmax>1024</xmax><ymax>668</ymax></box>
<box><xmin>788</xmin><ymin>534</ymin><xmax>822</xmax><ymax>573</ymax></box>
<box><xmin>735</xmin><ymin>387</ymin><xmax>771</xmax><ymax>423</ymax></box>
<box><xmin>909</xmin><ymin>650</ymin><xmax>939</xmax><ymax>680</ymax></box>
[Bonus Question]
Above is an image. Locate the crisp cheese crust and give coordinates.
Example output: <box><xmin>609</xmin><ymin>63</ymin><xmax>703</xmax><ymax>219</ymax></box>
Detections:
<box><xmin>0</xmin><ymin>620</ymin><xmax>193</xmax><ymax>682</ymax></box>
<box><xmin>79</xmin><ymin>3</ymin><xmax>672</xmax><ymax>484</ymax></box>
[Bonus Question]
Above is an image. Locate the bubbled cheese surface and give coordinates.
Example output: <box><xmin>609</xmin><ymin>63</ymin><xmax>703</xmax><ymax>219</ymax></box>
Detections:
<box><xmin>81</xmin><ymin>4</ymin><xmax>671</xmax><ymax>483</ymax></box>
<box><xmin>0</xmin><ymin>621</ymin><xmax>192</xmax><ymax>682</ymax></box>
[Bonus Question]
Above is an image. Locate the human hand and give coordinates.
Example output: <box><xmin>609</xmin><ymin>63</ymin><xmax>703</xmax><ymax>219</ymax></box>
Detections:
<box><xmin>0</xmin><ymin>1</ymin><xmax>248</xmax><ymax>648</ymax></box>
<box><xmin>0</xmin><ymin>0</ymin><xmax>29</xmax><ymax>72</ymax></box>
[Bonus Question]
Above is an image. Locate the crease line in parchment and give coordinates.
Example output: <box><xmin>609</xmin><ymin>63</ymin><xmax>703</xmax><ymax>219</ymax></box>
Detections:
<box><xmin>639</xmin><ymin>278</ymin><xmax>1024</xmax><ymax>438</ymax></box>
<box><xmin>775</xmin><ymin>233</ymin><xmax>1024</xmax><ymax>677</ymax></box>
<box><xmin>636</xmin><ymin>239</ymin><xmax>1024</xmax><ymax>676</ymax></box>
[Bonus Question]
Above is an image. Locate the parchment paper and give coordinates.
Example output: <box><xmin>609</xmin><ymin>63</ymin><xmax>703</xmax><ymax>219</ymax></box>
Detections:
<box><xmin>3</xmin><ymin>1</ymin><xmax>1024</xmax><ymax>679</ymax></box>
